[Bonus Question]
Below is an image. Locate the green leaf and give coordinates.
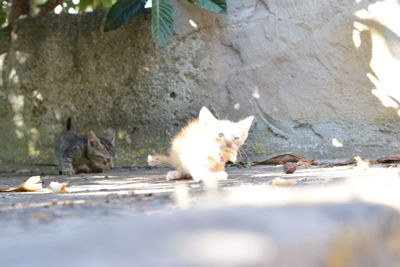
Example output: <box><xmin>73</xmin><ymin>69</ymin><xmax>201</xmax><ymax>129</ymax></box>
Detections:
<box><xmin>78</xmin><ymin>0</ymin><xmax>94</xmax><ymax>12</ymax></box>
<box><xmin>0</xmin><ymin>17</ymin><xmax>6</xmax><ymax>29</ymax></box>
<box><xmin>34</xmin><ymin>0</ymin><xmax>47</xmax><ymax>5</ymax></box>
<box><xmin>0</xmin><ymin>28</ymin><xmax>6</xmax><ymax>42</ymax></box>
<box><xmin>186</xmin><ymin>0</ymin><xmax>227</xmax><ymax>14</ymax></box>
<box><xmin>104</xmin><ymin>0</ymin><xmax>147</xmax><ymax>32</ymax></box>
<box><xmin>243</xmin><ymin>162</ymin><xmax>253</xmax><ymax>168</ymax></box>
<box><xmin>98</xmin><ymin>0</ymin><xmax>116</xmax><ymax>10</ymax></box>
<box><xmin>151</xmin><ymin>0</ymin><xmax>175</xmax><ymax>46</ymax></box>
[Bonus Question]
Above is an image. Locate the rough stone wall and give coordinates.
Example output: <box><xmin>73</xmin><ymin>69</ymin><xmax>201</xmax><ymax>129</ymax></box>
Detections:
<box><xmin>1</xmin><ymin>0</ymin><xmax>400</xmax><ymax>166</ymax></box>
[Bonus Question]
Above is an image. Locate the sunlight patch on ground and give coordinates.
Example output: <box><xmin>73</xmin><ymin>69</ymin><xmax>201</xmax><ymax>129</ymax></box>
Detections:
<box><xmin>224</xmin><ymin>168</ymin><xmax>400</xmax><ymax>211</ymax></box>
<box><xmin>174</xmin><ymin>229</ymin><xmax>276</xmax><ymax>266</ymax></box>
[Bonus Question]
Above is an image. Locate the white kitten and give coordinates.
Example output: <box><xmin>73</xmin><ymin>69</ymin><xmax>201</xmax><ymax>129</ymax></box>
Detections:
<box><xmin>148</xmin><ymin>107</ymin><xmax>254</xmax><ymax>184</ymax></box>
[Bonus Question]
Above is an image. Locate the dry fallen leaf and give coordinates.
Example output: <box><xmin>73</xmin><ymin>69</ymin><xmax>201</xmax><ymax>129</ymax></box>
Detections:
<box><xmin>283</xmin><ymin>162</ymin><xmax>297</xmax><ymax>174</ymax></box>
<box><xmin>48</xmin><ymin>181</ymin><xmax>68</xmax><ymax>193</ymax></box>
<box><xmin>271</xmin><ymin>177</ymin><xmax>297</xmax><ymax>186</ymax></box>
<box><xmin>376</xmin><ymin>155</ymin><xmax>400</xmax><ymax>164</ymax></box>
<box><xmin>254</xmin><ymin>153</ymin><xmax>317</xmax><ymax>166</ymax></box>
<box><xmin>255</xmin><ymin>153</ymin><xmax>302</xmax><ymax>165</ymax></box>
<box><xmin>0</xmin><ymin>176</ymin><xmax>43</xmax><ymax>192</ymax></box>
<box><xmin>354</xmin><ymin>156</ymin><xmax>369</xmax><ymax>170</ymax></box>
<box><xmin>253</xmin><ymin>153</ymin><xmax>400</xmax><ymax>168</ymax></box>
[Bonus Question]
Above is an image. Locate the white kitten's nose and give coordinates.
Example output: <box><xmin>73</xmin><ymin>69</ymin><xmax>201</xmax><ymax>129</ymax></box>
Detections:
<box><xmin>226</xmin><ymin>141</ymin><xmax>233</xmax><ymax>148</ymax></box>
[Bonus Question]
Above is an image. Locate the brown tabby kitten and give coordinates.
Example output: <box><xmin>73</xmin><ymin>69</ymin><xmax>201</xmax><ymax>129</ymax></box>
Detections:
<box><xmin>56</xmin><ymin>118</ymin><xmax>116</xmax><ymax>176</ymax></box>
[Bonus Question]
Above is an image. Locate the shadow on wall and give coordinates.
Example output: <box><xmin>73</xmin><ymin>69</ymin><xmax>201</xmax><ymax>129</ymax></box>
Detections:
<box><xmin>348</xmin><ymin>0</ymin><xmax>400</xmax><ymax>112</ymax></box>
<box><xmin>0</xmin><ymin>15</ymin><xmax>109</xmax><ymax>166</ymax></box>
<box><xmin>0</xmin><ymin>13</ymin><xmax>171</xmax><ymax>167</ymax></box>
<box><xmin>1</xmin><ymin>0</ymin><xmax>400</xmax><ymax>165</ymax></box>
<box><xmin>1</xmin><ymin>19</ymin><xmax>67</xmax><ymax>166</ymax></box>
<box><xmin>353</xmin><ymin>13</ymin><xmax>400</xmax><ymax>113</ymax></box>
<box><xmin>239</xmin><ymin>0</ymin><xmax>400</xmax><ymax>156</ymax></box>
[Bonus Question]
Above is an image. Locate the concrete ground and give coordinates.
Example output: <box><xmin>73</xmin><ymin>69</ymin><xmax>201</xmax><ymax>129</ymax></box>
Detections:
<box><xmin>1</xmin><ymin>164</ymin><xmax>400</xmax><ymax>266</ymax></box>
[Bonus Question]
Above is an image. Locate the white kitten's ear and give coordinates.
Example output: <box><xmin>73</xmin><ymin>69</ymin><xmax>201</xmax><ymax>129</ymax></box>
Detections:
<box><xmin>198</xmin><ymin>106</ymin><xmax>217</xmax><ymax>124</ymax></box>
<box><xmin>238</xmin><ymin>116</ymin><xmax>254</xmax><ymax>140</ymax></box>
<box><xmin>104</xmin><ymin>128</ymin><xmax>115</xmax><ymax>146</ymax></box>
<box><xmin>239</xmin><ymin>116</ymin><xmax>254</xmax><ymax>131</ymax></box>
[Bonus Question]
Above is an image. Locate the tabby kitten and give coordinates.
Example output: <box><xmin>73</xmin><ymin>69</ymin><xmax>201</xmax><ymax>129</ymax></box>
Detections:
<box><xmin>148</xmin><ymin>107</ymin><xmax>254</xmax><ymax>184</ymax></box>
<box><xmin>56</xmin><ymin>118</ymin><xmax>116</xmax><ymax>176</ymax></box>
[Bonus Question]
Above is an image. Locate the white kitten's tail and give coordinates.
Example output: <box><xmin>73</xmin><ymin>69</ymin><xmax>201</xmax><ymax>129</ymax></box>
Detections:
<box><xmin>147</xmin><ymin>154</ymin><xmax>175</xmax><ymax>169</ymax></box>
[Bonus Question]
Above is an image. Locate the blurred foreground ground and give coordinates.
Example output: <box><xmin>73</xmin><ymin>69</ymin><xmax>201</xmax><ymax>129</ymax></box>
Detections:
<box><xmin>0</xmin><ymin>164</ymin><xmax>400</xmax><ymax>267</ymax></box>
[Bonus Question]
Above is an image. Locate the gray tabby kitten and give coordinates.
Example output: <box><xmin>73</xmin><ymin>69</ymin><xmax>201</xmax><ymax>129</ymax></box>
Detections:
<box><xmin>56</xmin><ymin>118</ymin><xmax>116</xmax><ymax>175</ymax></box>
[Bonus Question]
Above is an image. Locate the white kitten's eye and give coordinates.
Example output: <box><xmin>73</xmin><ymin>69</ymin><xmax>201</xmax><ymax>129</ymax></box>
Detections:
<box><xmin>233</xmin><ymin>136</ymin><xmax>240</xmax><ymax>141</ymax></box>
<box><xmin>218</xmin><ymin>133</ymin><xmax>224</xmax><ymax>138</ymax></box>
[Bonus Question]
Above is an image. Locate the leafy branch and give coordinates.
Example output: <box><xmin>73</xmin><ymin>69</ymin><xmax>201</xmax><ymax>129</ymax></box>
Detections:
<box><xmin>0</xmin><ymin>0</ymin><xmax>227</xmax><ymax>46</ymax></box>
<box><xmin>103</xmin><ymin>0</ymin><xmax>227</xmax><ymax>46</ymax></box>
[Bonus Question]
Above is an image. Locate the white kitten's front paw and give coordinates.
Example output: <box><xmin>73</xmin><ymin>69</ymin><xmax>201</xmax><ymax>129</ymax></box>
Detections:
<box><xmin>166</xmin><ymin>170</ymin><xmax>187</xmax><ymax>180</ymax></box>
<box><xmin>194</xmin><ymin>171</ymin><xmax>228</xmax><ymax>184</ymax></box>
<box><xmin>200</xmin><ymin>176</ymin><xmax>218</xmax><ymax>189</ymax></box>
<box><xmin>213</xmin><ymin>171</ymin><xmax>228</xmax><ymax>181</ymax></box>
<box><xmin>191</xmin><ymin>175</ymin><xmax>202</xmax><ymax>183</ymax></box>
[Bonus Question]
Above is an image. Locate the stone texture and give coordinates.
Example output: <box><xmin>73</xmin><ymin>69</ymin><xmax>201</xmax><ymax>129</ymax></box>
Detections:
<box><xmin>1</xmin><ymin>0</ymin><xmax>400</xmax><ymax>165</ymax></box>
<box><xmin>2</xmin><ymin>203</ymin><xmax>400</xmax><ymax>267</ymax></box>
<box><xmin>0</xmin><ymin>166</ymin><xmax>400</xmax><ymax>267</ymax></box>
<box><xmin>1</xmin><ymin>165</ymin><xmax>400</xmax><ymax>267</ymax></box>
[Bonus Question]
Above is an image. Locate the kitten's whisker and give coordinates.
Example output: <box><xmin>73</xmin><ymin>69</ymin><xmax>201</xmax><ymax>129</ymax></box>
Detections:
<box><xmin>236</xmin><ymin>149</ymin><xmax>242</xmax><ymax>160</ymax></box>
<box><xmin>237</xmin><ymin>149</ymin><xmax>243</xmax><ymax>158</ymax></box>
<box><xmin>238</xmin><ymin>149</ymin><xmax>249</xmax><ymax>162</ymax></box>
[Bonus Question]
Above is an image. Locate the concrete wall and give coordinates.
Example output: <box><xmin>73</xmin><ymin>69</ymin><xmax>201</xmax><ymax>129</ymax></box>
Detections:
<box><xmin>1</xmin><ymin>0</ymin><xmax>400</xmax><ymax>166</ymax></box>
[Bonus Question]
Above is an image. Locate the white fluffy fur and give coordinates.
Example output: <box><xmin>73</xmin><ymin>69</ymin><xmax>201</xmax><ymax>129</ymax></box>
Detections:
<box><xmin>149</xmin><ymin>107</ymin><xmax>254</xmax><ymax>184</ymax></box>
